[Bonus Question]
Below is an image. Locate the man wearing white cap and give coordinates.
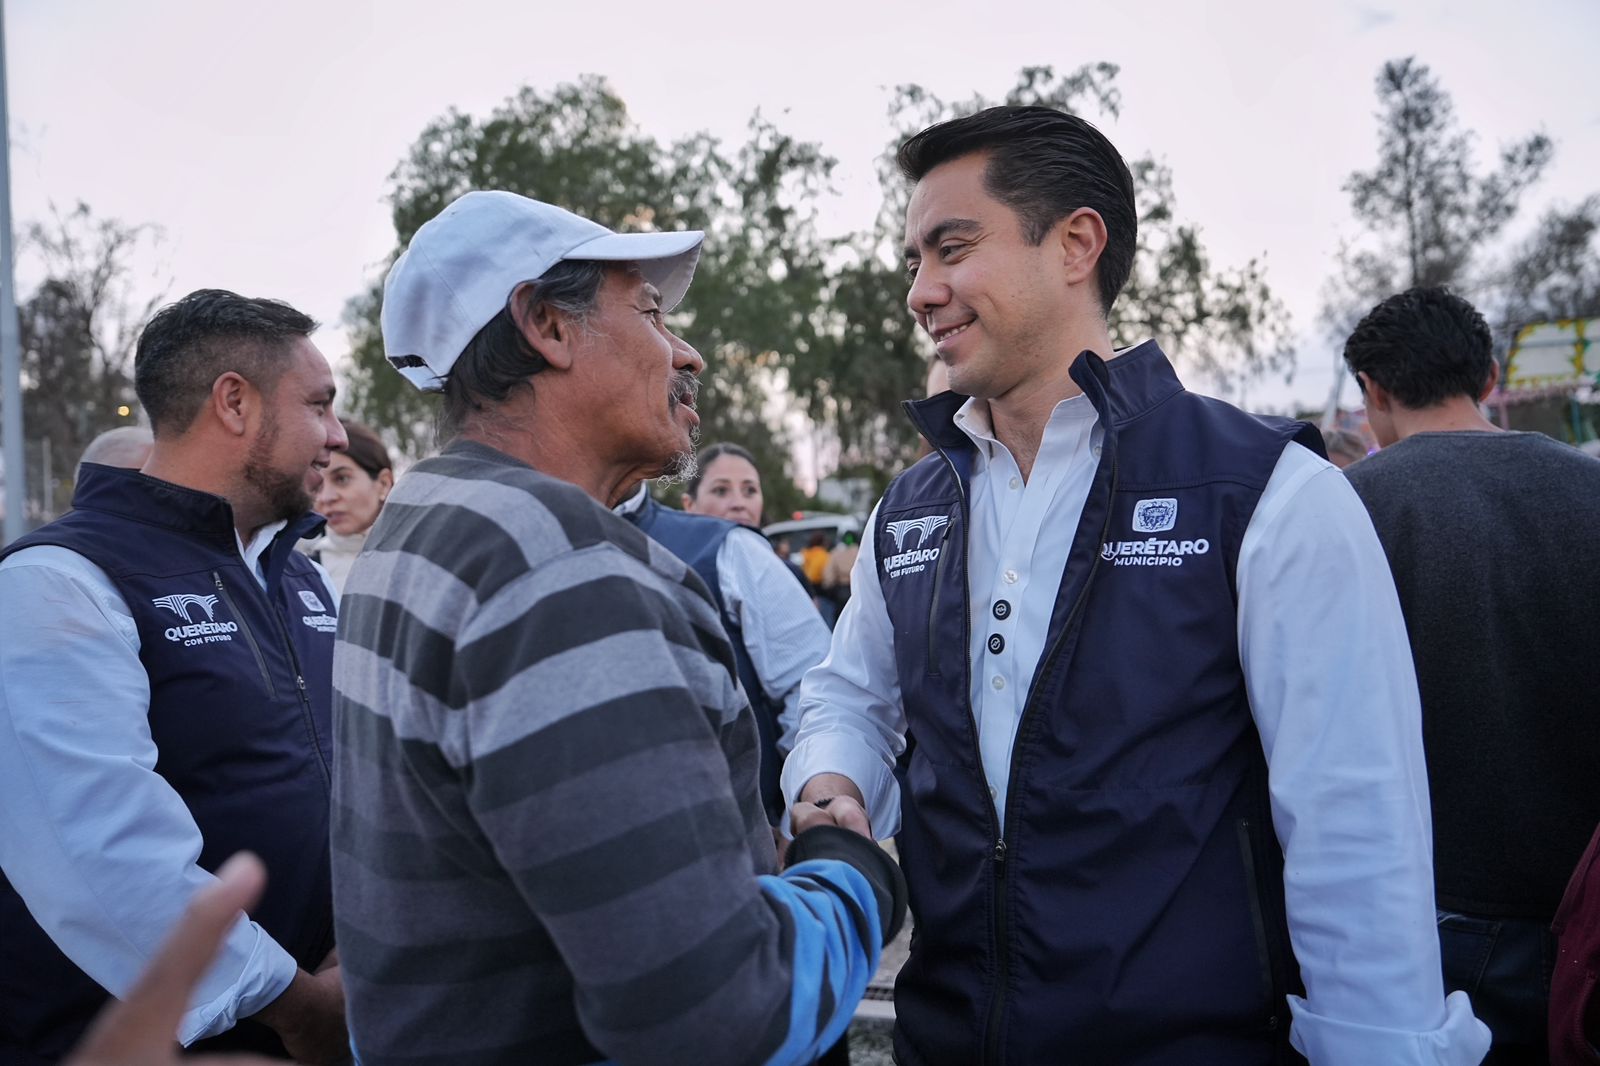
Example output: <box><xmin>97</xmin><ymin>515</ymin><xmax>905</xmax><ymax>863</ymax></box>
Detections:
<box><xmin>329</xmin><ymin>191</ymin><xmax>906</xmax><ymax>1066</ymax></box>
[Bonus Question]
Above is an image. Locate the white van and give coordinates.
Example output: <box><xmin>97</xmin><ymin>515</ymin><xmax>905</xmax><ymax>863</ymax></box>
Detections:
<box><xmin>762</xmin><ymin>512</ymin><xmax>862</xmax><ymax>556</ymax></box>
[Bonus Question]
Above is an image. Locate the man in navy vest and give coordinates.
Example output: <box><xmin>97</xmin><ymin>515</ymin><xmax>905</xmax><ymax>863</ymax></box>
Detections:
<box><xmin>783</xmin><ymin>106</ymin><xmax>1490</xmax><ymax>1065</ymax></box>
<box><xmin>615</xmin><ymin>478</ymin><xmax>831</xmax><ymax>827</ymax></box>
<box><xmin>0</xmin><ymin>290</ymin><xmax>351</xmax><ymax>1063</ymax></box>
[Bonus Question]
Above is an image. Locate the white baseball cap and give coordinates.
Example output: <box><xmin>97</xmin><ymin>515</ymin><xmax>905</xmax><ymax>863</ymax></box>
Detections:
<box><xmin>381</xmin><ymin>190</ymin><xmax>703</xmax><ymax>391</ymax></box>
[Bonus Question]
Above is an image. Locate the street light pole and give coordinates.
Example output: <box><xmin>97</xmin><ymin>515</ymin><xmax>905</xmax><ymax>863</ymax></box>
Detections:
<box><xmin>0</xmin><ymin>0</ymin><xmax>25</xmax><ymax>544</ymax></box>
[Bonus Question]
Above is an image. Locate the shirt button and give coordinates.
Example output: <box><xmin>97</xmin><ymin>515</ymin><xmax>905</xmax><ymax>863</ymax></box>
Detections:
<box><xmin>991</xmin><ymin>675</ymin><xmax>1006</xmax><ymax>691</ymax></box>
<box><xmin>987</xmin><ymin>634</ymin><xmax>1005</xmax><ymax>654</ymax></box>
<box><xmin>1092</xmin><ymin>444</ymin><xmax>1102</xmax><ymax>458</ymax></box>
<box><xmin>989</xmin><ymin>785</ymin><xmax>998</xmax><ymax>799</ymax></box>
<box><xmin>1008</xmin><ymin>476</ymin><xmax>1020</xmax><ymax>490</ymax></box>
<box><xmin>1003</xmin><ymin>569</ymin><xmax>1019</xmax><ymax>585</ymax></box>
<box><xmin>993</xmin><ymin>599</ymin><xmax>1011</xmax><ymax>620</ymax></box>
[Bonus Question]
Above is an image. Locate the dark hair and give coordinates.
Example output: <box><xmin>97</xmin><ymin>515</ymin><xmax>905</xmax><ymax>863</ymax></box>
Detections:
<box><xmin>897</xmin><ymin>105</ymin><xmax>1138</xmax><ymax>316</ymax></box>
<box><xmin>338</xmin><ymin>418</ymin><xmax>392</xmax><ymax>478</ymax></box>
<box><xmin>1343</xmin><ymin>287</ymin><xmax>1495</xmax><ymax>408</ymax></box>
<box><xmin>134</xmin><ymin>289</ymin><xmax>318</xmax><ymax>435</ymax></box>
<box><xmin>440</xmin><ymin>260</ymin><xmax>609</xmax><ymax>437</ymax></box>
<box><xmin>685</xmin><ymin>442</ymin><xmax>761</xmax><ymax>500</ymax></box>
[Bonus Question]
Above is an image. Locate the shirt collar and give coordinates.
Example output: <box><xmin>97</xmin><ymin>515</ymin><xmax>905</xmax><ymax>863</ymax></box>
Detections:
<box><xmin>613</xmin><ymin>482</ymin><xmax>650</xmax><ymax>517</ymax></box>
<box><xmin>238</xmin><ymin>519</ymin><xmax>288</xmax><ymax>579</ymax></box>
<box><xmin>952</xmin><ymin>393</ymin><xmax>1098</xmax><ymax>466</ymax></box>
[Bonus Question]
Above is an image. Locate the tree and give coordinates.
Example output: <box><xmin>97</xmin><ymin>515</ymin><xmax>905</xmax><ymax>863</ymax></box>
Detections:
<box><xmin>17</xmin><ymin>203</ymin><xmax>163</xmax><ymax>517</ymax></box>
<box><xmin>347</xmin><ymin>68</ymin><xmax>1299</xmax><ymax>508</ymax></box>
<box><xmin>799</xmin><ymin>63</ymin><xmax>1297</xmax><ymax>480</ymax></box>
<box><xmin>340</xmin><ymin>77</ymin><xmax>834</xmax><ymax>515</ymax></box>
<box><xmin>1323</xmin><ymin>56</ymin><xmax>1554</xmax><ymax>340</ymax></box>
<box><xmin>1500</xmin><ymin>197</ymin><xmax>1600</xmax><ymax>329</ymax></box>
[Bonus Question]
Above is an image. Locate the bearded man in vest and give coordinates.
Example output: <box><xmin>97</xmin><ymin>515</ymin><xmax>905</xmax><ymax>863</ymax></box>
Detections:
<box><xmin>782</xmin><ymin>106</ymin><xmax>1491</xmax><ymax>1065</ymax></box>
<box><xmin>0</xmin><ymin>290</ymin><xmax>351</xmax><ymax>1063</ymax></box>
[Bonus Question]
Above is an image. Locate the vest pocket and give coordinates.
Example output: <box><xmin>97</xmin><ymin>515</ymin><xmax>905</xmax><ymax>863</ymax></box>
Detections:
<box><xmin>212</xmin><ymin>571</ymin><xmax>275</xmax><ymax>698</ymax></box>
<box><xmin>1236</xmin><ymin>817</ymin><xmax>1280</xmax><ymax>1022</ymax></box>
<box><xmin>926</xmin><ymin>538</ymin><xmax>951</xmax><ymax>677</ymax></box>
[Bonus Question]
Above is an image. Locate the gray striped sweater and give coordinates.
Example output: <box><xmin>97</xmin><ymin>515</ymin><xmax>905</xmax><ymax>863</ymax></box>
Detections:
<box><xmin>330</xmin><ymin>441</ymin><xmax>893</xmax><ymax>1066</ymax></box>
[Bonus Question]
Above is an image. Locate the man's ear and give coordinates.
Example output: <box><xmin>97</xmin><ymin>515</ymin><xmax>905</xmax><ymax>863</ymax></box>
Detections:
<box><xmin>1479</xmin><ymin>360</ymin><xmax>1501</xmax><ymax>402</ymax></box>
<box><xmin>509</xmin><ymin>282</ymin><xmax>577</xmax><ymax>371</ymax></box>
<box><xmin>1357</xmin><ymin>371</ymin><xmax>1392</xmax><ymax>413</ymax></box>
<box><xmin>209</xmin><ymin>372</ymin><xmax>254</xmax><ymax>437</ymax></box>
<box><xmin>1056</xmin><ymin>207</ymin><xmax>1109</xmax><ymax>293</ymax></box>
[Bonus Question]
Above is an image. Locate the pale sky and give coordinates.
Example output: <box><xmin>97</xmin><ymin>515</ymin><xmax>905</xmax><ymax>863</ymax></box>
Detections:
<box><xmin>8</xmin><ymin>0</ymin><xmax>1599</xmax><ymax>432</ymax></box>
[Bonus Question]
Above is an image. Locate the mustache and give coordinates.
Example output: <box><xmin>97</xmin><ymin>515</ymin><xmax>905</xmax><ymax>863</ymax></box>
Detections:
<box><xmin>668</xmin><ymin>372</ymin><xmax>700</xmax><ymax>409</ymax></box>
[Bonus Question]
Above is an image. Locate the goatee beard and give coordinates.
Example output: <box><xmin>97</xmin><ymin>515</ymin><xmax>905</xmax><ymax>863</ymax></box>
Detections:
<box><xmin>242</xmin><ymin>417</ymin><xmax>314</xmax><ymax>525</ymax></box>
<box><xmin>657</xmin><ymin>441</ymin><xmax>699</xmax><ymax>487</ymax></box>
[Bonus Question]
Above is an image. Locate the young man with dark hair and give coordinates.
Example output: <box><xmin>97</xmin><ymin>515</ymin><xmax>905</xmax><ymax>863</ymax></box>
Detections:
<box><xmin>332</xmin><ymin>191</ymin><xmax>905</xmax><ymax>1066</ymax></box>
<box><xmin>784</xmin><ymin>106</ymin><xmax>1489</xmax><ymax>1064</ymax></box>
<box><xmin>0</xmin><ymin>289</ymin><xmax>351</xmax><ymax>1062</ymax></box>
<box><xmin>1344</xmin><ymin>286</ymin><xmax>1600</xmax><ymax>1062</ymax></box>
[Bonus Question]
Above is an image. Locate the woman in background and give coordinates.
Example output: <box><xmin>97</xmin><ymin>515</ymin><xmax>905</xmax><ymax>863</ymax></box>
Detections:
<box><xmin>307</xmin><ymin>419</ymin><xmax>393</xmax><ymax>596</ymax></box>
<box><xmin>682</xmin><ymin>442</ymin><xmax>765</xmax><ymax>528</ymax></box>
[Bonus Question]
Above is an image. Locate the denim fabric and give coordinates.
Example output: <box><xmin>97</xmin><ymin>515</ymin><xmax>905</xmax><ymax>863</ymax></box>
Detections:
<box><xmin>1439</xmin><ymin>909</ymin><xmax>1554</xmax><ymax>1064</ymax></box>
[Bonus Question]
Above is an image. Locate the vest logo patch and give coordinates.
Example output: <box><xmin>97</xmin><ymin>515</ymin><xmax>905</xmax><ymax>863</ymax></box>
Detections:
<box><xmin>298</xmin><ymin>589</ymin><xmax>328</xmax><ymax>612</ymax></box>
<box><xmin>1132</xmin><ymin>498</ymin><xmax>1178</xmax><ymax>533</ymax></box>
<box><xmin>152</xmin><ymin>592</ymin><xmax>239</xmax><ymax>646</ymax></box>
<box><xmin>301</xmin><ymin>611</ymin><xmax>338</xmax><ymax>633</ymax></box>
<box><xmin>1101</xmin><ymin>498</ymin><xmax>1208</xmax><ymax>568</ymax></box>
<box><xmin>882</xmin><ymin>515</ymin><xmax>951</xmax><ymax>579</ymax></box>
<box><xmin>152</xmin><ymin>593</ymin><xmax>219</xmax><ymax>623</ymax></box>
<box><xmin>885</xmin><ymin>515</ymin><xmax>949</xmax><ymax>552</ymax></box>
<box><xmin>1099</xmin><ymin>538</ymin><xmax>1210</xmax><ymax>567</ymax></box>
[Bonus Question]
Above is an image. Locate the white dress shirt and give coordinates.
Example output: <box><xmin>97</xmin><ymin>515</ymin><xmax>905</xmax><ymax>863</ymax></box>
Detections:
<box><xmin>783</xmin><ymin>392</ymin><xmax>1489</xmax><ymax>1065</ymax></box>
<box><xmin>0</xmin><ymin>523</ymin><xmax>335</xmax><ymax>1046</ymax></box>
<box><xmin>615</xmin><ymin>486</ymin><xmax>832</xmax><ymax>749</ymax></box>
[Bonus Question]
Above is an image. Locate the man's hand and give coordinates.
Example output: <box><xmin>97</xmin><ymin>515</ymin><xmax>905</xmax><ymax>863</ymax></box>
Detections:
<box><xmin>66</xmin><ymin>852</ymin><xmax>278</xmax><ymax>1066</ymax></box>
<box><xmin>789</xmin><ymin>772</ymin><xmax>873</xmax><ymax>843</ymax></box>
<box><xmin>251</xmin><ymin>963</ymin><xmax>349</xmax><ymax>1066</ymax></box>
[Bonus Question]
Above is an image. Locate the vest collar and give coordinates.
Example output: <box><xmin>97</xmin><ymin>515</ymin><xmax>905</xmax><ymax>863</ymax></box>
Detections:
<box><xmin>72</xmin><ymin>463</ymin><xmax>326</xmax><ymax>569</ymax></box>
<box><xmin>904</xmin><ymin>341</ymin><xmax>1185</xmax><ymax>451</ymax></box>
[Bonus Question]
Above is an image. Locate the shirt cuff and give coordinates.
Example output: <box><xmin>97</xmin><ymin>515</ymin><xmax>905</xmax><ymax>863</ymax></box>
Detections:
<box><xmin>781</xmin><ymin>734</ymin><xmax>902</xmax><ymax>841</ymax></box>
<box><xmin>178</xmin><ymin>918</ymin><xmax>298</xmax><ymax>1046</ymax></box>
<box><xmin>1288</xmin><ymin>990</ymin><xmax>1491</xmax><ymax>1066</ymax></box>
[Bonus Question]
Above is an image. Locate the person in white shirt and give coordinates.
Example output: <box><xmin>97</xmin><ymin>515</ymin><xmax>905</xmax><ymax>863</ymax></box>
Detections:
<box><xmin>616</xmin><ymin>442</ymin><xmax>832</xmax><ymax>817</ymax></box>
<box><xmin>0</xmin><ymin>289</ymin><xmax>350</xmax><ymax>1063</ymax></box>
<box><xmin>783</xmin><ymin>105</ymin><xmax>1489</xmax><ymax>1065</ymax></box>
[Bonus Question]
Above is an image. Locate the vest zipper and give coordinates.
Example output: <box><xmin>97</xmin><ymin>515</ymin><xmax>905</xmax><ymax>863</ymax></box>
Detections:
<box><xmin>927</xmin><ymin>443</ymin><xmax>1015</xmax><ymax>1065</ymax></box>
<box><xmin>265</xmin><ymin>592</ymin><xmax>332</xmax><ymax>786</ymax></box>
<box><xmin>1236</xmin><ymin>819</ymin><xmax>1277</xmax><ymax>1021</ymax></box>
<box><xmin>925</xmin><ymin>459</ymin><xmax>964</xmax><ymax>678</ymax></box>
<box><xmin>988</xmin><ymin>446</ymin><xmax>1119</xmax><ymax>1066</ymax></box>
<box><xmin>984</xmin><ymin>836</ymin><xmax>1009</xmax><ymax>1065</ymax></box>
<box><xmin>212</xmin><ymin>572</ymin><xmax>275</xmax><ymax>699</ymax></box>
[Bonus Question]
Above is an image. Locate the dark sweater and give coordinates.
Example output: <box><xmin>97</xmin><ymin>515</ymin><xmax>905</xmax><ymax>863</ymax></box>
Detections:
<box><xmin>1346</xmin><ymin>431</ymin><xmax>1600</xmax><ymax>918</ymax></box>
<box><xmin>331</xmin><ymin>442</ymin><xmax>903</xmax><ymax>1066</ymax></box>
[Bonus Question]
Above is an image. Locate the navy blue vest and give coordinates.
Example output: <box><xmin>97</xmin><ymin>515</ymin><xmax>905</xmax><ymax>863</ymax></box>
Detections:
<box><xmin>0</xmin><ymin>465</ymin><xmax>337</xmax><ymax>1063</ymax></box>
<box><xmin>626</xmin><ymin>494</ymin><xmax>789</xmax><ymax>823</ymax></box>
<box><xmin>880</xmin><ymin>344</ymin><xmax>1321</xmax><ymax>1066</ymax></box>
